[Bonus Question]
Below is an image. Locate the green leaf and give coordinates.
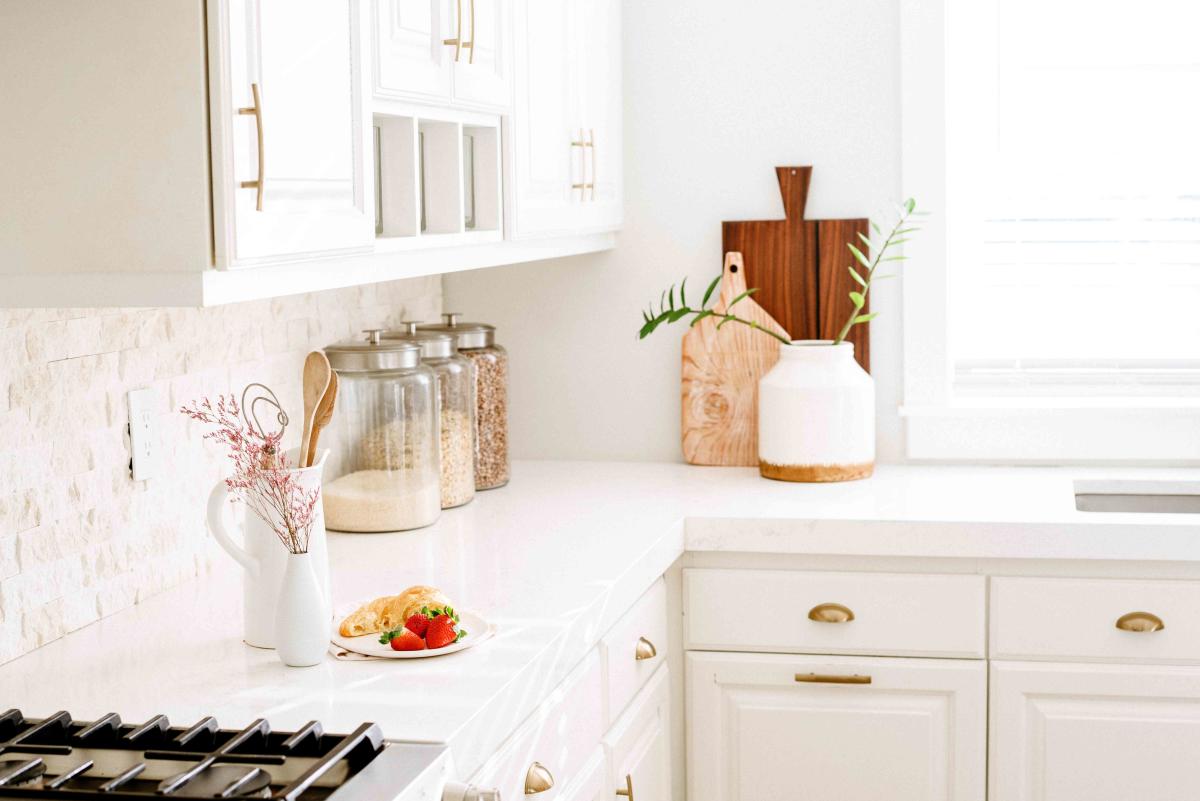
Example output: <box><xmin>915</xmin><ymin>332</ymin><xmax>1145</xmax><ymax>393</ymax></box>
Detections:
<box><xmin>856</xmin><ymin>231</ymin><xmax>873</xmax><ymax>249</ymax></box>
<box><xmin>667</xmin><ymin>308</ymin><xmax>690</xmax><ymax>323</ymax></box>
<box><xmin>701</xmin><ymin>275</ymin><xmax>721</xmax><ymax>308</ymax></box>
<box><xmin>716</xmin><ymin>315</ymin><xmax>733</xmax><ymax>329</ymax></box>
<box><xmin>881</xmin><ymin>255</ymin><xmax>907</xmax><ymax>262</ymax></box>
<box><xmin>895</xmin><ymin>227</ymin><xmax>920</xmax><ymax>236</ymax></box>
<box><xmin>848</xmin><ymin>266</ymin><xmax>867</xmax><ymax>287</ymax></box>
<box><xmin>849</xmin><ymin>291</ymin><xmax>865</xmax><ymax>309</ymax></box>
<box><xmin>679</xmin><ymin>277</ymin><xmax>688</xmax><ymax>307</ymax></box>
<box><xmin>904</xmin><ymin>198</ymin><xmax>916</xmax><ymax>214</ymax></box>
<box><xmin>870</xmin><ymin>220</ymin><xmax>881</xmax><ymax>235</ymax></box>
<box><xmin>456</xmin><ymin>629</ymin><xmax>468</xmax><ymax>641</ymax></box>
<box><xmin>726</xmin><ymin>288</ymin><xmax>759</xmax><ymax>309</ymax></box>
<box><xmin>668</xmin><ymin>285</ymin><xmax>675</xmax><ymax>311</ymax></box>
<box><xmin>689</xmin><ymin>309</ymin><xmax>715</xmax><ymax>327</ymax></box>
<box><xmin>854</xmin><ymin>312</ymin><xmax>880</xmax><ymax>324</ymax></box>
<box><xmin>846</xmin><ymin>243</ymin><xmax>871</xmax><ymax>269</ymax></box>
<box><xmin>873</xmin><ymin>274</ymin><xmax>896</xmax><ymax>281</ymax></box>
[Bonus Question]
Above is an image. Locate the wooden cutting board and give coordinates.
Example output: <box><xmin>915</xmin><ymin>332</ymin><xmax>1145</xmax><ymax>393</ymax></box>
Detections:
<box><xmin>681</xmin><ymin>252</ymin><xmax>788</xmax><ymax>466</ymax></box>
<box><xmin>723</xmin><ymin>166</ymin><xmax>871</xmax><ymax>371</ymax></box>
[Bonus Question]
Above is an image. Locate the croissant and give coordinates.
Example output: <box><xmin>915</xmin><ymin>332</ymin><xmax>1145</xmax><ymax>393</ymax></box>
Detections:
<box><xmin>338</xmin><ymin>585</ymin><xmax>451</xmax><ymax>637</ymax></box>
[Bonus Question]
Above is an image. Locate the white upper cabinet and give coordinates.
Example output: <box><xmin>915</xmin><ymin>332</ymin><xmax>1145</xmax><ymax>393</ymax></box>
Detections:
<box><xmin>374</xmin><ymin>0</ymin><xmax>510</xmax><ymax>108</ymax></box>
<box><xmin>211</xmin><ymin>0</ymin><xmax>375</xmax><ymax>265</ymax></box>
<box><xmin>509</xmin><ymin>0</ymin><xmax>622</xmax><ymax>238</ymax></box>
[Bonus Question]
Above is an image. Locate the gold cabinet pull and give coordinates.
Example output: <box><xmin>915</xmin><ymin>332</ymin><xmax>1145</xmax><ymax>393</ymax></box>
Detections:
<box><xmin>634</xmin><ymin>636</ymin><xmax>657</xmax><ymax>661</ymax></box>
<box><xmin>443</xmin><ymin>0</ymin><xmax>463</xmax><ymax>61</ymax></box>
<box><xmin>808</xmin><ymin>602</ymin><xmax>854</xmax><ymax>623</ymax></box>
<box><xmin>616</xmin><ymin>773</ymin><xmax>634</xmax><ymax>800</ymax></box>
<box><xmin>466</xmin><ymin>0</ymin><xmax>476</xmax><ymax>63</ymax></box>
<box><xmin>1116</xmin><ymin>611</ymin><xmax>1165</xmax><ymax>633</ymax></box>
<box><xmin>587</xmin><ymin>128</ymin><xmax>596</xmax><ymax>201</ymax></box>
<box><xmin>795</xmin><ymin>673</ymin><xmax>872</xmax><ymax>685</ymax></box>
<box><xmin>237</xmin><ymin>82</ymin><xmax>264</xmax><ymax>211</ymax></box>
<box><xmin>524</xmin><ymin>762</ymin><xmax>554</xmax><ymax>795</ymax></box>
<box><xmin>570</xmin><ymin>128</ymin><xmax>595</xmax><ymax>196</ymax></box>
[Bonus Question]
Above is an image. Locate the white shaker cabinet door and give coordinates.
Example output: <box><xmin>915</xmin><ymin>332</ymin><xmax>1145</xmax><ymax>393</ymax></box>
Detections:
<box><xmin>374</xmin><ymin>0</ymin><xmax>455</xmax><ymax>102</ymax></box>
<box><xmin>211</xmin><ymin>0</ymin><xmax>375</xmax><ymax>265</ymax></box>
<box><xmin>507</xmin><ymin>0</ymin><xmax>579</xmax><ymax>236</ymax></box>
<box><xmin>572</xmin><ymin>0</ymin><xmax>621</xmax><ymax>231</ymax></box>
<box><xmin>688</xmin><ymin>652</ymin><xmax>985</xmax><ymax>801</ymax></box>
<box><xmin>990</xmin><ymin>661</ymin><xmax>1200</xmax><ymax>801</ymax></box>
<box><xmin>452</xmin><ymin>0</ymin><xmax>510</xmax><ymax>107</ymax></box>
<box><xmin>605</xmin><ymin>667</ymin><xmax>672</xmax><ymax>801</ymax></box>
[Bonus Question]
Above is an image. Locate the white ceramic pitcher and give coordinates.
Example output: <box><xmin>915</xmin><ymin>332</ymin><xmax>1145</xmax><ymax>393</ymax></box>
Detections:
<box><xmin>206</xmin><ymin>448</ymin><xmax>331</xmax><ymax>649</ymax></box>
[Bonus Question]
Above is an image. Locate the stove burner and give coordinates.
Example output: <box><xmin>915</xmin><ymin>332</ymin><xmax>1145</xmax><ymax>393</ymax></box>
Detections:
<box><xmin>0</xmin><ymin>759</ymin><xmax>46</xmax><ymax>789</ymax></box>
<box><xmin>171</xmin><ymin>766</ymin><xmax>272</xmax><ymax>799</ymax></box>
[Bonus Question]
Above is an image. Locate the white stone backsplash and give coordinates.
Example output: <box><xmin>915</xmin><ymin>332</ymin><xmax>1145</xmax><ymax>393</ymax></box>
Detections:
<box><xmin>0</xmin><ymin>277</ymin><xmax>442</xmax><ymax>664</ymax></box>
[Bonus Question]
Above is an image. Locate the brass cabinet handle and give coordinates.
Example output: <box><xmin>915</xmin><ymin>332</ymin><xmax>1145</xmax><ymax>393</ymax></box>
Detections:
<box><xmin>237</xmin><ymin>83</ymin><xmax>264</xmax><ymax>211</ymax></box>
<box><xmin>587</xmin><ymin>128</ymin><xmax>596</xmax><ymax>201</ymax></box>
<box><xmin>808</xmin><ymin>602</ymin><xmax>855</xmax><ymax>623</ymax></box>
<box><xmin>1116</xmin><ymin>611</ymin><xmax>1165</xmax><ymax>633</ymax></box>
<box><xmin>524</xmin><ymin>762</ymin><xmax>554</xmax><ymax>795</ymax></box>
<box><xmin>616</xmin><ymin>773</ymin><xmax>634</xmax><ymax>800</ymax></box>
<box><xmin>795</xmin><ymin>673</ymin><xmax>872</xmax><ymax>685</ymax></box>
<box><xmin>570</xmin><ymin>128</ymin><xmax>593</xmax><ymax>195</ymax></box>
<box><xmin>443</xmin><ymin>0</ymin><xmax>463</xmax><ymax>61</ymax></box>
<box><xmin>466</xmin><ymin>0</ymin><xmax>476</xmax><ymax>63</ymax></box>
<box><xmin>634</xmin><ymin>636</ymin><xmax>657</xmax><ymax>661</ymax></box>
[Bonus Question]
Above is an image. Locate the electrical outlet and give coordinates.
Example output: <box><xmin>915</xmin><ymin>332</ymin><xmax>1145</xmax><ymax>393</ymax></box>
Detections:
<box><xmin>127</xmin><ymin>388</ymin><xmax>158</xmax><ymax>481</ymax></box>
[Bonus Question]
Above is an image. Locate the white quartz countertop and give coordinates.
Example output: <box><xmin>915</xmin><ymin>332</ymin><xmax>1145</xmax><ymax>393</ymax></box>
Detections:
<box><xmin>6</xmin><ymin>461</ymin><xmax>1200</xmax><ymax>777</ymax></box>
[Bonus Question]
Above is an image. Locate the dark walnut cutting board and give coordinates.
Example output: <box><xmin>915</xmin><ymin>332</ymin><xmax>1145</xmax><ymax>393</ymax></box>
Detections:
<box><xmin>681</xmin><ymin>252</ymin><xmax>787</xmax><ymax>466</ymax></box>
<box><xmin>722</xmin><ymin>166</ymin><xmax>871</xmax><ymax>371</ymax></box>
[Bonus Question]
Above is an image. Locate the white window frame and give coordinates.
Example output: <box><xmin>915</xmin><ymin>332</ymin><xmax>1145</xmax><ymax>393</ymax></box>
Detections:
<box><xmin>898</xmin><ymin>0</ymin><xmax>1200</xmax><ymax>463</ymax></box>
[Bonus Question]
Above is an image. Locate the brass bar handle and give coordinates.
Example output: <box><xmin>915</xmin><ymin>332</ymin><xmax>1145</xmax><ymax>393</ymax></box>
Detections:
<box><xmin>466</xmin><ymin>0</ymin><xmax>476</xmax><ymax>64</ymax></box>
<box><xmin>795</xmin><ymin>673</ymin><xmax>872</xmax><ymax>685</ymax></box>
<box><xmin>237</xmin><ymin>82</ymin><xmax>264</xmax><ymax>211</ymax></box>
<box><xmin>616</xmin><ymin>773</ymin><xmax>634</xmax><ymax>801</ymax></box>
<box><xmin>443</xmin><ymin>0</ymin><xmax>463</xmax><ymax>61</ymax></box>
<box><xmin>524</xmin><ymin>762</ymin><xmax>554</xmax><ymax>795</ymax></box>
<box><xmin>1116</xmin><ymin>611</ymin><xmax>1165</xmax><ymax>633</ymax></box>
<box><xmin>570</xmin><ymin>129</ymin><xmax>594</xmax><ymax>195</ymax></box>
<box><xmin>634</xmin><ymin>636</ymin><xmax>657</xmax><ymax>661</ymax></box>
<box><xmin>808</xmin><ymin>602</ymin><xmax>855</xmax><ymax>623</ymax></box>
<box><xmin>587</xmin><ymin>128</ymin><xmax>596</xmax><ymax>201</ymax></box>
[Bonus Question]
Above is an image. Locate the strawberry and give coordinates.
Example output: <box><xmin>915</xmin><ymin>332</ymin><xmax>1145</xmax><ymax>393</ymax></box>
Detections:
<box><xmin>389</xmin><ymin>629</ymin><xmax>426</xmax><ymax>651</ymax></box>
<box><xmin>405</xmin><ymin>610</ymin><xmax>431</xmax><ymax>637</ymax></box>
<box><xmin>424</xmin><ymin>615</ymin><xmax>458</xmax><ymax>649</ymax></box>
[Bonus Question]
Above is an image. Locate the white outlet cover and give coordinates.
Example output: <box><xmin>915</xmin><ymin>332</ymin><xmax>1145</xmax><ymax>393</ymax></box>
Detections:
<box><xmin>127</xmin><ymin>388</ymin><xmax>158</xmax><ymax>481</ymax></box>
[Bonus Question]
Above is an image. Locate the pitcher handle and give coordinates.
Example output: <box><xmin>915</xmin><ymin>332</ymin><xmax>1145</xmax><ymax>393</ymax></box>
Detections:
<box><xmin>207</xmin><ymin>482</ymin><xmax>260</xmax><ymax>577</ymax></box>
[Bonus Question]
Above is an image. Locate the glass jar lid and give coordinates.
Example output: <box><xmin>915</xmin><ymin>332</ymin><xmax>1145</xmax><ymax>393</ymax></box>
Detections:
<box><xmin>418</xmin><ymin>312</ymin><xmax>495</xmax><ymax>349</ymax></box>
<box><xmin>381</xmin><ymin>322</ymin><xmax>456</xmax><ymax>359</ymax></box>
<box><xmin>325</xmin><ymin>329</ymin><xmax>421</xmax><ymax>371</ymax></box>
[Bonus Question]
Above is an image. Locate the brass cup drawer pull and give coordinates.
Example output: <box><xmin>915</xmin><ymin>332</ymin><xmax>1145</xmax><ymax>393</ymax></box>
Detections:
<box><xmin>795</xmin><ymin>673</ymin><xmax>872</xmax><ymax>685</ymax></box>
<box><xmin>616</xmin><ymin>773</ymin><xmax>634</xmax><ymax>800</ymax></box>
<box><xmin>808</xmin><ymin>602</ymin><xmax>854</xmax><ymax>623</ymax></box>
<box><xmin>524</xmin><ymin>762</ymin><xmax>554</xmax><ymax>795</ymax></box>
<box><xmin>634</xmin><ymin>636</ymin><xmax>657</xmax><ymax>661</ymax></box>
<box><xmin>1115</xmin><ymin>611</ymin><xmax>1165</xmax><ymax>633</ymax></box>
<box><xmin>237</xmin><ymin>82</ymin><xmax>264</xmax><ymax>211</ymax></box>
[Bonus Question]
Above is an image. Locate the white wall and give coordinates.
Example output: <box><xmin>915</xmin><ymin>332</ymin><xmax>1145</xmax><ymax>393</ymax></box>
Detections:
<box><xmin>447</xmin><ymin>0</ymin><xmax>904</xmax><ymax>462</ymax></box>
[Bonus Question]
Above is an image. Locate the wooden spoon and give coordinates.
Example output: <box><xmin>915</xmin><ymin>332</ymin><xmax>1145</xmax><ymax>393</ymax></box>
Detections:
<box><xmin>300</xmin><ymin>351</ymin><xmax>332</xmax><ymax>469</ymax></box>
<box><xmin>306</xmin><ymin>370</ymin><xmax>338</xmax><ymax>467</ymax></box>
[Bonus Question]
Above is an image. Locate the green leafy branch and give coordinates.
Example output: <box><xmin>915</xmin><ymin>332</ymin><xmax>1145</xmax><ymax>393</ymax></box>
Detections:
<box><xmin>638</xmin><ymin>274</ymin><xmax>792</xmax><ymax>346</ymax></box>
<box><xmin>833</xmin><ymin>198</ymin><xmax>921</xmax><ymax>345</ymax></box>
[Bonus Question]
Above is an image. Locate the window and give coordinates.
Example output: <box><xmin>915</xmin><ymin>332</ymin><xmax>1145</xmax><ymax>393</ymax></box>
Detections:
<box><xmin>900</xmin><ymin>0</ymin><xmax>1200</xmax><ymax>460</ymax></box>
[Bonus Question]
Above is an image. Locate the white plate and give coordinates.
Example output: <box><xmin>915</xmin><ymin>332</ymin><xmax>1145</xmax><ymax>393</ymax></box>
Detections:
<box><xmin>330</xmin><ymin>607</ymin><xmax>494</xmax><ymax>659</ymax></box>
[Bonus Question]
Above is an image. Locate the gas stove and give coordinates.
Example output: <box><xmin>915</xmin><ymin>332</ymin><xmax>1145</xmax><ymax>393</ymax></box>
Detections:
<box><xmin>0</xmin><ymin>711</ymin><xmax>495</xmax><ymax>801</ymax></box>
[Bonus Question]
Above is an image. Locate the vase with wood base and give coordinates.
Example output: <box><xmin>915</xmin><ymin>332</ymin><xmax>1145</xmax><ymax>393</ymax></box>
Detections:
<box><xmin>757</xmin><ymin>340</ymin><xmax>874</xmax><ymax>482</ymax></box>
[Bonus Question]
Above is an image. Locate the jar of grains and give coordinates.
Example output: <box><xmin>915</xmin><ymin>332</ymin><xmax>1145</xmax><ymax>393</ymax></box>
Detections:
<box><xmin>419</xmin><ymin>313</ymin><xmax>509</xmax><ymax>490</ymax></box>
<box><xmin>383</xmin><ymin>322</ymin><xmax>476</xmax><ymax>509</ymax></box>
<box><xmin>321</xmin><ymin>330</ymin><xmax>441</xmax><ymax>532</ymax></box>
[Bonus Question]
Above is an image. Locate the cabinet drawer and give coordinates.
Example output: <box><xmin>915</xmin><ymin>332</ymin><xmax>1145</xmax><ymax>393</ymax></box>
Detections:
<box><xmin>685</xmin><ymin>569</ymin><xmax>985</xmax><ymax>658</ymax></box>
<box><xmin>604</xmin><ymin>666</ymin><xmax>671</xmax><ymax>801</ymax></box>
<box><xmin>991</xmin><ymin>576</ymin><xmax>1200</xmax><ymax>663</ymax></box>
<box><xmin>601</xmin><ymin>579</ymin><xmax>668</xmax><ymax>724</ymax></box>
<box><xmin>470</xmin><ymin>650</ymin><xmax>604</xmax><ymax>799</ymax></box>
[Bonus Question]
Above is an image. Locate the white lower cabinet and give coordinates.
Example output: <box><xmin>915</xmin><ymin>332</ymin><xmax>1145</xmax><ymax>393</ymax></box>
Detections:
<box><xmin>687</xmin><ymin>652</ymin><xmax>986</xmax><ymax>801</ymax></box>
<box><xmin>990</xmin><ymin>660</ymin><xmax>1200</xmax><ymax>801</ymax></box>
<box><xmin>605</xmin><ymin>667</ymin><xmax>671</xmax><ymax>801</ymax></box>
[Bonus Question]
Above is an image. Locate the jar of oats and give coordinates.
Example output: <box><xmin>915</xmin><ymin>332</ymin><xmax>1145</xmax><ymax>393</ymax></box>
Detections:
<box><xmin>383</xmin><ymin>323</ymin><xmax>476</xmax><ymax>509</ymax></box>
<box><xmin>419</xmin><ymin>314</ymin><xmax>509</xmax><ymax>490</ymax></box>
<box><xmin>321</xmin><ymin>331</ymin><xmax>441</xmax><ymax>532</ymax></box>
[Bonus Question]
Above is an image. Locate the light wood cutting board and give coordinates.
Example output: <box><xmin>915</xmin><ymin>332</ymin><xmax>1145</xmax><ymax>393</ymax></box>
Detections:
<box><xmin>681</xmin><ymin>252</ymin><xmax>789</xmax><ymax>466</ymax></box>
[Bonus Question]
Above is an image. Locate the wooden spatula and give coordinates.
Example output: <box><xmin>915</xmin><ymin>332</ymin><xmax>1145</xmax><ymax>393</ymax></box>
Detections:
<box><xmin>300</xmin><ymin>351</ymin><xmax>332</xmax><ymax>468</ymax></box>
<box><xmin>306</xmin><ymin>370</ymin><xmax>338</xmax><ymax>467</ymax></box>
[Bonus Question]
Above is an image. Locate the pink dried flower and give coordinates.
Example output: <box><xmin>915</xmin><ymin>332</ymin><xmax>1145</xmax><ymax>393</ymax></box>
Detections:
<box><xmin>181</xmin><ymin>395</ymin><xmax>319</xmax><ymax>554</ymax></box>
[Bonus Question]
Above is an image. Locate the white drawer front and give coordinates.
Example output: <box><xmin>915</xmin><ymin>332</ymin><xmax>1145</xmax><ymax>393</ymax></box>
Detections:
<box><xmin>602</xmin><ymin>579</ymin><xmax>668</xmax><ymax>724</ymax></box>
<box><xmin>991</xmin><ymin>576</ymin><xmax>1200</xmax><ymax>663</ymax></box>
<box><xmin>685</xmin><ymin>569</ymin><xmax>985</xmax><ymax>658</ymax></box>
<box><xmin>470</xmin><ymin>650</ymin><xmax>604</xmax><ymax>800</ymax></box>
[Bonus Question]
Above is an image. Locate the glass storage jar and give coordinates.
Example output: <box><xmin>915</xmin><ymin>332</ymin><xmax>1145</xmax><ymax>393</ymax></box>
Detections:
<box><xmin>419</xmin><ymin>313</ymin><xmax>509</xmax><ymax>490</ymax></box>
<box><xmin>384</xmin><ymin>323</ymin><xmax>476</xmax><ymax>509</ymax></box>
<box><xmin>322</xmin><ymin>330</ymin><xmax>441</xmax><ymax>532</ymax></box>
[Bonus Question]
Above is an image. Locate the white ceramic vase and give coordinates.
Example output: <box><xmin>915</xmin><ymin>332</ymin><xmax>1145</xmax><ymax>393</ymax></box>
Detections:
<box><xmin>274</xmin><ymin>552</ymin><xmax>330</xmax><ymax>667</ymax></box>
<box><xmin>206</xmin><ymin>448</ymin><xmax>331</xmax><ymax>648</ymax></box>
<box><xmin>757</xmin><ymin>340</ymin><xmax>875</xmax><ymax>482</ymax></box>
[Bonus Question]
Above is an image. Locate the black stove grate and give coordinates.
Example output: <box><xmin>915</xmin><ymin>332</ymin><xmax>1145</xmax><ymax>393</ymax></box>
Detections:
<box><xmin>0</xmin><ymin>711</ymin><xmax>383</xmax><ymax>801</ymax></box>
